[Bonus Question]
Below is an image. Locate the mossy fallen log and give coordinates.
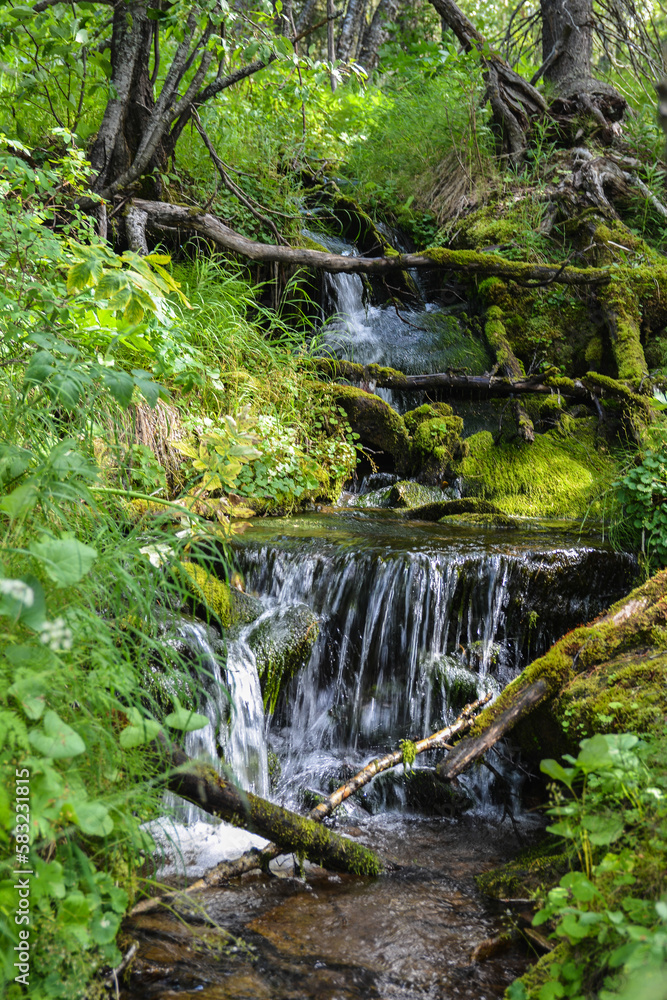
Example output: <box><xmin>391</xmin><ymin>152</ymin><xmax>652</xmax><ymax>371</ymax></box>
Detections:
<box><xmin>310</xmin><ymin>358</ymin><xmax>651</xmax><ymax>408</ymax></box>
<box><xmin>162</xmin><ymin>737</ymin><xmax>384</xmax><ymax>876</ymax></box>
<box><xmin>436</xmin><ymin>571</ymin><xmax>667</xmax><ymax>780</ymax></box>
<box><xmin>133</xmin><ymin>198</ymin><xmax>609</xmax><ymax>284</ymax></box>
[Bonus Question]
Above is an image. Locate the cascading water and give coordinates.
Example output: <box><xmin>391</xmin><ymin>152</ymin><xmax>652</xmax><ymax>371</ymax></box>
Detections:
<box><xmin>311</xmin><ymin>229</ymin><xmax>492</xmax><ymax>417</ymax></box>
<box><xmin>126</xmin><ymin>234</ymin><xmax>639</xmax><ymax>1000</ymax></box>
<box><xmin>232</xmin><ymin>514</ymin><xmax>635</xmax><ymax>811</ymax></box>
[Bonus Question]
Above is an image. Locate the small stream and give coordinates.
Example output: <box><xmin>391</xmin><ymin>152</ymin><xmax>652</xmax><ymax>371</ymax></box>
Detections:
<box><xmin>123</xmin><ymin>255</ymin><xmax>636</xmax><ymax>999</ymax></box>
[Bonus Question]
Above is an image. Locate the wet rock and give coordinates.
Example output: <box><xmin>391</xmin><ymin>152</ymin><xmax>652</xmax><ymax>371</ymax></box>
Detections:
<box><xmin>245</xmin><ymin>604</ymin><xmax>320</xmax><ymax>712</ymax></box>
<box><xmin>406</xmin><ymin>497</ymin><xmax>504</xmax><ymax>522</ymax></box>
<box><xmin>334</xmin><ymin>385</ymin><xmax>410</xmax><ymax>466</ymax></box>
<box><xmin>178</xmin><ymin>561</ymin><xmax>264</xmax><ymax>628</ymax></box>
<box><xmin>388</xmin><ymin>480</ymin><xmax>447</xmax><ymax>508</ymax></box>
<box><xmin>439</xmin><ymin>512</ymin><xmax>521</xmax><ymax>529</ymax></box>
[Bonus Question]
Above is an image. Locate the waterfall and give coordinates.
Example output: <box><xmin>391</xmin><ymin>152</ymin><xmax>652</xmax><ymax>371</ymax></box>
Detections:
<box><xmin>233</xmin><ymin>513</ymin><xmax>635</xmax><ymax>810</ymax></box>
<box><xmin>161</xmin><ymin>618</ymin><xmax>268</xmax><ymax>828</ymax></box>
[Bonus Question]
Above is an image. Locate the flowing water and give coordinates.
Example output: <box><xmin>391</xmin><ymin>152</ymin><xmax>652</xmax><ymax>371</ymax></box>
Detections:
<box><xmin>123</xmin><ymin>257</ymin><xmax>637</xmax><ymax>1000</ymax></box>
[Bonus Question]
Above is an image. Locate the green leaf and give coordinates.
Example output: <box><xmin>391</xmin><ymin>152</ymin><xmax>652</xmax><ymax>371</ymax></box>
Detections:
<box><xmin>29</xmin><ymin>533</ymin><xmax>97</xmax><ymax>587</ymax></box>
<box><xmin>103</xmin><ymin>369</ymin><xmax>135</xmax><ymax>408</ymax></box>
<box><xmin>119</xmin><ymin>716</ymin><xmax>162</xmax><ymax>748</ymax></box>
<box><xmin>581</xmin><ymin>813</ymin><xmax>624</xmax><ymax>845</ymax></box>
<box><xmin>0</xmin><ymin>482</ymin><xmax>38</xmax><ymax>519</ymax></box>
<box><xmin>8</xmin><ymin>670</ymin><xmax>51</xmax><ymax>720</ymax></box>
<box><xmin>164</xmin><ymin>703</ymin><xmax>210</xmax><ymax>732</ymax></box>
<box><xmin>576</xmin><ymin>734</ymin><xmax>612</xmax><ymax>772</ymax></box>
<box><xmin>67</xmin><ymin>256</ymin><xmax>104</xmax><ymax>294</ymax></box>
<box><xmin>90</xmin><ymin>909</ymin><xmax>121</xmax><ymax>945</ymax></box>
<box><xmin>28</xmin><ymin>710</ymin><xmax>86</xmax><ymax>759</ymax></box>
<box><xmin>71</xmin><ymin>801</ymin><xmax>114</xmax><ymax>837</ymax></box>
<box><xmin>541</xmin><ymin>758</ymin><xmax>574</xmax><ymax>787</ymax></box>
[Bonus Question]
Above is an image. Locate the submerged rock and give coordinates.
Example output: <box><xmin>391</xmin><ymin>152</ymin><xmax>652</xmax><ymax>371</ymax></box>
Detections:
<box><xmin>388</xmin><ymin>480</ymin><xmax>447</xmax><ymax>508</ymax></box>
<box><xmin>244</xmin><ymin>604</ymin><xmax>320</xmax><ymax>712</ymax></box>
<box><xmin>405</xmin><ymin>497</ymin><xmax>504</xmax><ymax>522</ymax></box>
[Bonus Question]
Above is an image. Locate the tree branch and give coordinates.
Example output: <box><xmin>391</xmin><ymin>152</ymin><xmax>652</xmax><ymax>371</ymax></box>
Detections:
<box><xmin>132</xmin><ymin>198</ymin><xmax>610</xmax><ymax>285</ymax></box>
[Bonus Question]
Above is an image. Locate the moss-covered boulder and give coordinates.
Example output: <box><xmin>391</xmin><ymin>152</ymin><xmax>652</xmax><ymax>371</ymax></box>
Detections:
<box><xmin>406</xmin><ymin>497</ymin><xmax>504</xmax><ymax>522</ymax></box>
<box><xmin>178</xmin><ymin>562</ymin><xmax>264</xmax><ymax>628</ymax></box>
<box><xmin>387</xmin><ymin>480</ymin><xmax>447</xmax><ymax>508</ymax></box>
<box><xmin>333</xmin><ymin>385</ymin><xmax>410</xmax><ymax>466</ymax></box>
<box><xmin>244</xmin><ymin>604</ymin><xmax>319</xmax><ymax>712</ymax></box>
<box><xmin>403</xmin><ymin>403</ymin><xmax>467</xmax><ymax>485</ymax></box>
<box><xmin>439</xmin><ymin>512</ymin><xmax>520</xmax><ymax>529</ymax></box>
<box><xmin>451</xmin><ymin>419</ymin><xmax>619</xmax><ymax>517</ymax></box>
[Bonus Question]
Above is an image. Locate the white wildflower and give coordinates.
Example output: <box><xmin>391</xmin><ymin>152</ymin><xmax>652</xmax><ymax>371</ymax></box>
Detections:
<box><xmin>139</xmin><ymin>543</ymin><xmax>174</xmax><ymax>567</ymax></box>
<box><xmin>0</xmin><ymin>579</ymin><xmax>35</xmax><ymax>607</ymax></box>
<box><xmin>39</xmin><ymin>617</ymin><xmax>73</xmax><ymax>652</ymax></box>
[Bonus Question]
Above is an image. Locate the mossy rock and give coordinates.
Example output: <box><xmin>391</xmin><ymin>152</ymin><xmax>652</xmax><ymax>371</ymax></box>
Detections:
<box><xmin>245</xmin><ymin>603</ymin><xmax>319</xmax><ymax>712</ymax></box>
<box><xmin>387</xmin><ymin>480</ymin><xmax>447</xmax><ymax>509</ymax></box>
<box><xmin>476</xmin><ymin>837</ymin><xmax>571</xmax><ymax>900</ymax></box>
<box><xmin>403</xmin><ymin>402</ymin><xmax>455</xmax><ymax>435</ymax></box>
<box><xmin>350</xmin><ymin>485</ymin><xmax>394</xmax><ymax>508</ymax></box>
<box><xmin>407</xmin><ymin>497</ymin><xmax>503</xmax><ymax>522</ymax></box>
<box><xmin>178</xmin><ymin>562</ymin><xmax>263</xmax><ymax>628</ymax></box>
<box><xmin>333</xmin><ymin>384</ymin><xmax>410</xmax><ymax>465</ymax></box>
<box><xmin>409</xmin><ymin>414</ymin><xmax>467</xmax><ymax>486</ymax></box>
<box><xmin>439</xmin><ymin>512</ymin><xmax>520</xmax><ymax>528</ymax></box>
<box><xmin>451</xmin><ymin>420</ymin><xmax>620</xmax><ymax>517</ymax></box>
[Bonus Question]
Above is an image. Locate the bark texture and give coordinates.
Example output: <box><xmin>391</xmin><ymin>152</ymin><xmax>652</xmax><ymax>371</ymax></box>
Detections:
<box><xmin>358</xmin><ymin>0</ymin><xmax>401</xmax><ymax>69</ymax></box>
<box><xmin>163</xmin><ymin>739</ymin><xmax>384</xmax><ymax>875</ymax></box>
<box><xmin>132</xmin><ymin>197</ymin><xmax>609</xmax><ymax>285</ymax></box>
<box><xmin>540</xmin><ymin>0</ymin><xmax>593</xmax><ymax>93</ymax></box>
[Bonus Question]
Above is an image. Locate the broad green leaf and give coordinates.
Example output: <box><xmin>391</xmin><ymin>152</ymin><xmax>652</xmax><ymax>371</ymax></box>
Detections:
<box><xmin>540</xmin><ymin>758</ymin><xmax>574</xmax><ymax>788</ymax></box>
<box><xmin>90</xmin><ymin>910</ymin><xmax>121</xmax><ymax>945</ymax></box>
<box><xmin>103</xmin><ymin>369</ymin><xmax>135</xmax><ymax>408</ymax></box>
<box><xmin>8</xmin><ymin>670</ymin><xmax>51</xmax><ymax>720</ymax></box>
<box><xmin>67</xmin><ymin>256</ymin><xmax>104</xmax><ymax>294</ymax></box>
<box><xmin>164</xmin><ymin>705</ymin><xmax>210</xmax><ymax>732</ymax></box>
<box><xmin>576</xmin><ymin>734</ymin><xmax>612</xmax><ymax>772</ymax></box>
<box><xmin>71</xmin><ymin>801</ymin><xmax>114</xmax><ymax>837</ymax></box>
<box><xmin>0</xmin><ymin>482</ymin><xmax>38</xmax><ymax>519</ymax></box>
<box><xmin>28</xmin><ymin>710</ymin><xmax>86</xmax><ymax>758</ymax></box>
<box><xmin>29</xmin><ymin>533</ymin><xmax>97</xmax><ymax>587</ymax></box>
<box><xmin>119</xmin><ymin>717</ymin><xmax>162</xmax><ymax>748</ymax></box>
<box><xmin>581</xmin><ymin>813</ymin><xmax>624</xmax><ymax>845</ymax></box>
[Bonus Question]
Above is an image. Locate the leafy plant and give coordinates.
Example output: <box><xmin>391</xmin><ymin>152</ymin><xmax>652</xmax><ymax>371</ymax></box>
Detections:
<box><xmin>517</xmin><ymin>734</ymin><xmax>667</xmax><ymax>1000</ymax></box>
<box><xmin>613</xmin><ymin>446</ymin><xmax>667</xmax><ymax>570</ymax></box>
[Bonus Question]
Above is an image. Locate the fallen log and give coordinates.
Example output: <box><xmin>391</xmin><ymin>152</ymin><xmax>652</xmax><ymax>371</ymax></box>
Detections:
<box><xmin>435</xmin><ymin>571</ymin><xmax>667</xmax><ymax>781</ymax></box>
<box><xmin>309</xmin><ymin>692</ymin><xmax>493</xmax><ymax>821</ymax></box>
<box><xmin>310</xmin><ymin>359</ymin><xmax>650</xmax><ymax>405</ymax></box>
<box><xmin>132</xmin><ymin>198</ymin><xmax>609</xmax><ymax>286</ymax></box>
<box><xmin>131</xmin><ymin>694</ymin><xmax>492</xmax><ymax>915</ymax></box>
<box><xmin>436</xmin><ymin>681</ymin><xmax>548</xmax><ymax>781</ymax></box>
<box><xmin>162</xmin><ymin>737</ymin><xmax>384</xmax><ymax>876</ymax></box>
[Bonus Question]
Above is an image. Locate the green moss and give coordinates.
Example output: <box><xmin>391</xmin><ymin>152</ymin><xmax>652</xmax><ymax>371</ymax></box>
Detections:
<box><xmin>388</xmin><ymin>480</ymin><xmax>446</xmax><ymax>509</ymax></box>
<box><xmin>485</xmin><ymin>304</ymin><xmax>523</xmax><ymax>377</ymax></box>
<box><xmin>598</xmin><ymin>277</ymin><xmax>648</xmax><ymax>383</ymax></box>
<box><xmin>477</xmin><ymin>838</ymin><xmax>571</xmax><ymax>900</ymax></box>
<box><xmin>245</xmin><ymin>604</ymin><xmax>320</xmax><ymax>712</ymax></box>
<box><xmin>409</xmin><ymin>414</ymin><xmax>466</xmax><ymax>484</ymax></box>
<box><xmin>439</xmin><ymin>511</ymin><xmax>520</xmax><ymax>528</ymax></box>
<box><xmin>585</xmin><ymin>333</ymin><xmax>604</xmax><ymax>366</ymax></box>
<box><xmin>512</xmin><ymin>942</ymin><xmax>570</xmax><ymax>999</ymax></box>
<box><xmin>407</xmin><ymin>497</ymin><xmax>503</xmax><ymax>521</ymax></box>
<box><xmin>178</xmin><ymin>561</ymin><xmax>233</xmax><ymax>628</ymax></box>
<box><xmin>403</xmin><ymin>402</ymin><xmax>454</xmax><ymax>436</ymax></box>
<box><xmin>451</xmin><ymin>420</ymin><xmax>619</xmax><ymax>517</ymax></box>
<box><xmin>333</xmin><ymin>384</ymin><xmax>410</xmax><ymax>463</ymax></box>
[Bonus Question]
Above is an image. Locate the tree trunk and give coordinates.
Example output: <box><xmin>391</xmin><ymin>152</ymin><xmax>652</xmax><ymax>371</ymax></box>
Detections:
<box><xmin>89</xmin><ymin>2</ymin><xmax>162</xmax><ymax>196</ymax></box>
<box><xmin>540</xmin><ymin>0</ymin><xmax>593</xmax><ymax>93</ymax></box>
<box><xmin>163</xmin><ymin>739</ymin><xmax>384</xmax><ymax>875</ymax></box>
<box><xmin>358</xmin><ymin>0</ymin><xmax>401</xmax><ymax>70</ymax></box>
<box><xmin>337</xmin><ymin>0</ymin><xmax>367</xmax><ymax>61</ymax></box>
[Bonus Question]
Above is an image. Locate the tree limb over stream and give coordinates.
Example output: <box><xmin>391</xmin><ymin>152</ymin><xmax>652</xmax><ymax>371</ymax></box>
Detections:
<box><xmin>131</xmin><ymin>696</ymin><xmax>492</xmax><ymax>915</ymax></box>
<box><xmin>436</xmin><ymin>571</ymin><xmax>667</xmax><ymax>782</ymax></box>
<box><xmin>131</xmin><ymin>198</ymin><xmax>609</xmax><ymax>286</ymax></box>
